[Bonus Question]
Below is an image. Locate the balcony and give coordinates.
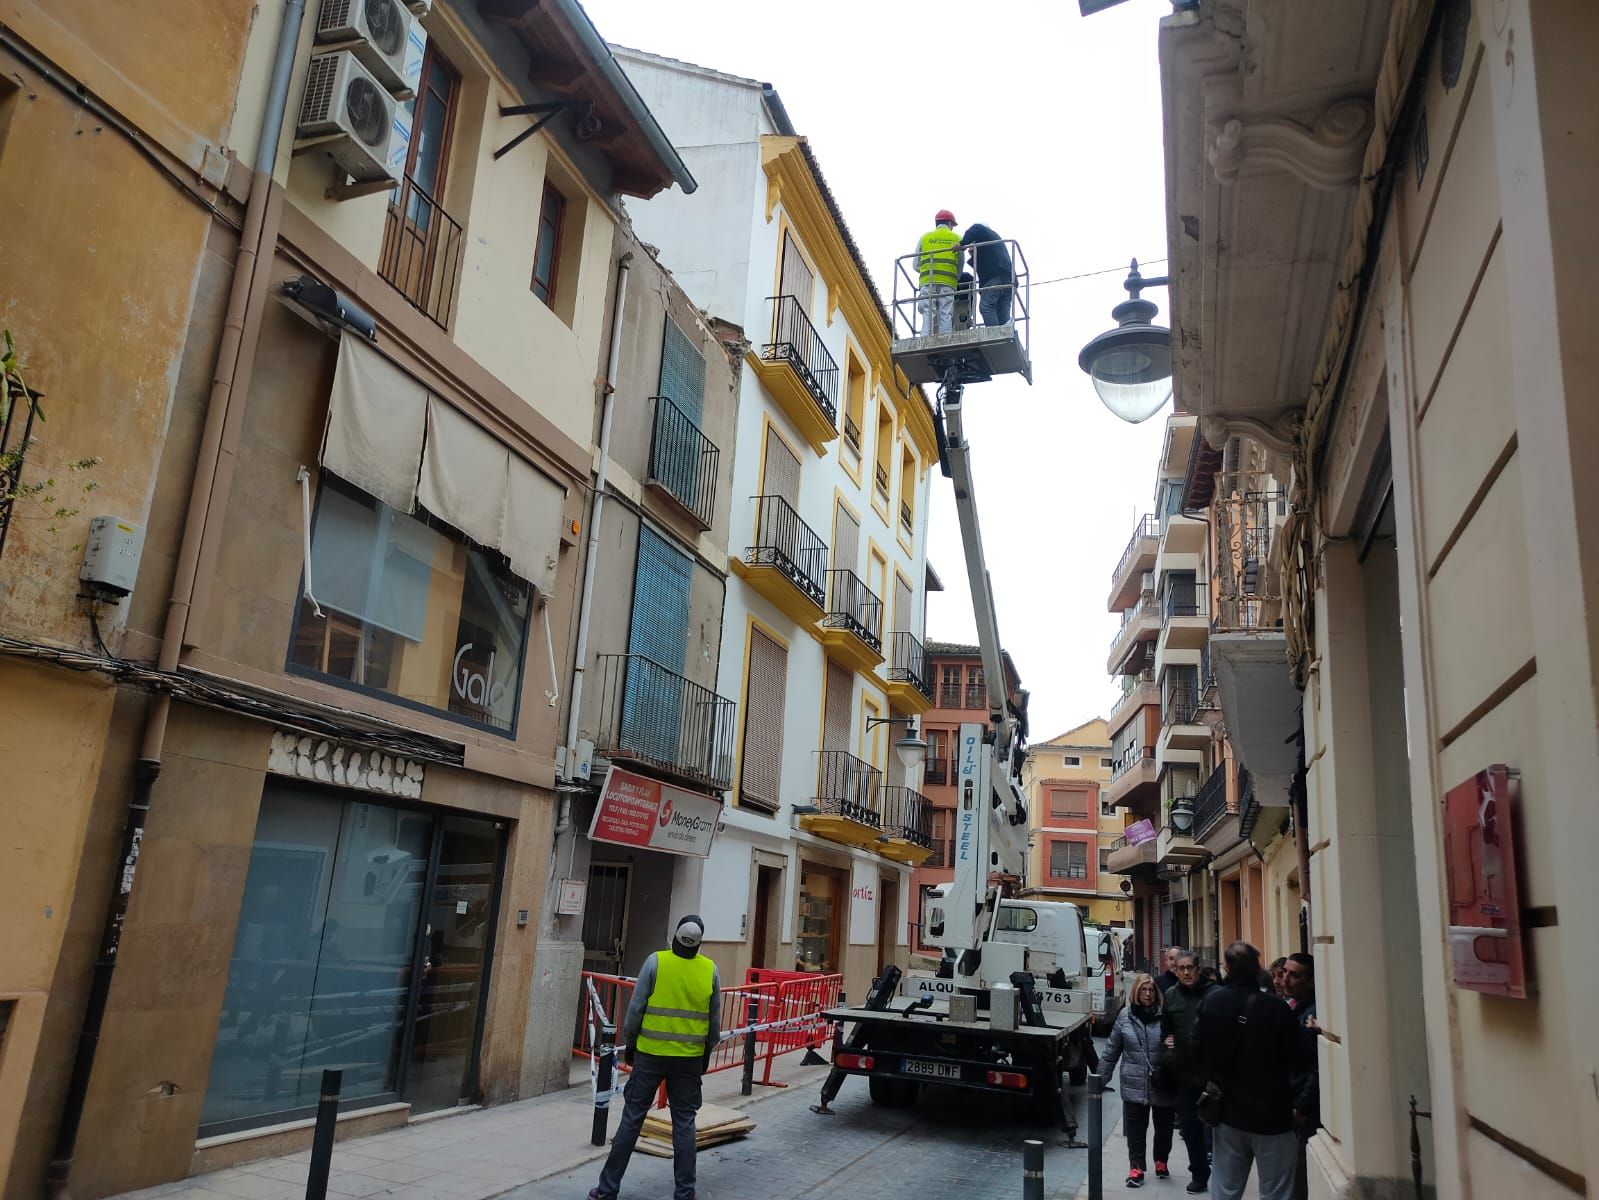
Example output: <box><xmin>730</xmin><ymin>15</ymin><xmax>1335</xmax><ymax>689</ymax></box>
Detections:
<box><xmin>1104</xmin><ymin>745</ymin><xmax>1158</xmax><ymax>809</ymax></box>
<box><xmin>1107</xmin><ymin>591</ymin><xmax>1160</xmax><ymax>675</ymax></box>
<box><xmin>1109</xmin><ymin>667</ymin><xmax>1158</xmax><ymax>733</ymax></box>
<box><xmin>819</xmin><ymin>569</ymin><xmax>884</xmax><ymax>673</ymax></box>
<box><xmin>645</xmin><ymin>396</ymin><xmax>719</xmax><ymax>531</ymax></box>
<box><xmin>1160</xmin><ymin>683</ymin><xmax>1209</xmax><ymax>753</ymax></box>
<box><xmin>1160</xmin><ymin>510</ymin><xmax>1208</xmax><ymax>556</ymax></box>
<box><xmin>799</xmin><ymin>751</ymin><xmax>883</xmax><ymax>850</ymax></box>
<box><xmin>732</xmin><ymin>495</ymin><xmax>828</xmax><ymax>625</ymax></box>
<box><xmin>965</xmin><ymin>682</ymin><xmax>988</xmax><ymax>710</ymax></box>
<box><xmin>379</xmin><ymin>176</ymin><xmax>465</xmax><ymax>330</ymax></box>
<box><xmin>923</xmin><ymin>758</ymin><xmax>950</xmax><ymax>787</ymax></box>
<box><xmin>879</xmin><ymin>785</ymin><xmax>934</xmax><ymax>865</ymax></box>
<box><xmin>1192</xmin><ymin>761</ymin><xmax>1231</xmax><ymax>844</ymax></box>
<box><xmin>1107</xmin><ymin>830</ymin><xmax>1157</xmax><ymax>874</ymax></box>
<box><xmin>1158</xmin><ymin>796</ymin><xmax>1209</xmax><ymax>867</ymax></box>
<box><xmin>752</xmin><ymin>295</ymin><xmax>839</xmax><ymax>452</ymax></box>
<box><xmin>593</xmin><ymin>654</ymin><xmax>737</xmax><ymax>792</ymax></box>
<box><xmin>1108</xmin><ymin>514</ymin><xmax>1160</xmax><ymax>612</ymax></box>
<box><xmin>886</xmin><ymin>632</ymin><xmax>934</xmax><ymax>714</ymax></box>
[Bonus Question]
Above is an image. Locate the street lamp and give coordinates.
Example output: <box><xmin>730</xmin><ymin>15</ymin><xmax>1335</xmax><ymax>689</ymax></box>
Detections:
<box><xmin>865</xmin><ymin>715</ymin><xmax>928</xmax><ymax>773</ymax></box>
<box><xmin>1078</xmin><ymin>259</ymin><xmax>1173</xmax><ymax>424</ymax></box>
<box><xmin>1169</xmin><ymin>793</ymin><xmax>1197</xmax><ymax>836</ymax></box>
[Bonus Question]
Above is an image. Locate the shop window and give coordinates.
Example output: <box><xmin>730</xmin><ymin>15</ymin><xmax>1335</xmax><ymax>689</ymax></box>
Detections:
<box><xmin>739</xmin><ymin>627</ymin><xmax>787</xmax><ymax>811</ymax></box>
<box><xmin>202</xmin><ymin>785</ymin><xmax>503</xmax><ymax>1131</ymax></box>
<box><xmin>797</xmin><ymin>865</ymin><xmax>844</xmax><ymax>972</ymax></box>
<box><xmin>288</xmin><ymin>474</ymin><xmax>532</xmax><ymax>734</ymax></box>
<box><xmin>1050</xmin><ymin>840</ymin><xmax>1088</xmax><ymax>880</ymax></box>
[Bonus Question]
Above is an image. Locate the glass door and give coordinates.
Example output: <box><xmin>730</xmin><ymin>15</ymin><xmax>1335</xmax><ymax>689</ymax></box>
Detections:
<box><xmin>402</xmin><ymin>814</ymin><xmax>504</xmax><ymax>1113</ymax></box>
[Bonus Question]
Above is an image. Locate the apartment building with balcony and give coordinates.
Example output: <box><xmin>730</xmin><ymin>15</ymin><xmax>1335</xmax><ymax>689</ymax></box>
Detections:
<box><xmin>910</xmin><ymin>641</ymin><xmax>1023</xmax><ymax>957</ymax></box>
<box><xmin>1020</xmin><ymin>720</ymin><xmax>1128</xmax><ymax>926</ymax></box>
<box><xmin>1160</xmin><ymin>4</ymin><xmax>1599</xmax><ymax>1194</ymax></box>
<box><xmin>613</xmin><ymin>49</ymin><xmax>938</xmax><ymax>999</ymax></box>
<box><xmin>0</xmin><ymin>1</ymin><xmax>696</xmax><ymax>1194</ymax></box>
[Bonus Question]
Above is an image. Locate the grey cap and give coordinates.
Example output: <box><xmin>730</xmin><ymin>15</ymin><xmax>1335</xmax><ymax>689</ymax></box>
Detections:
<box><xmin>674</xmin><ymin>915</ymin><xmax>705</xmax><ymax>949</ymax></box>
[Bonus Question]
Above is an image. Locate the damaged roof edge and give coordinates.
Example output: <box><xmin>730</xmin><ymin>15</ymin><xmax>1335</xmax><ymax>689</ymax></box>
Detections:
<box><xmin>558</xmin><ymin>0</ymin><xmax>697</xmax><ymax>194</ymax></box>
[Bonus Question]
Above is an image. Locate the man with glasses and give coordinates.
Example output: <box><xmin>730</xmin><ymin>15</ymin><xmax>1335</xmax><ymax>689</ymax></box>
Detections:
<box><xmin>1162</xmin><ymin>950</ymin><xmax>1216</xmax><ymax>1193</ymax></box>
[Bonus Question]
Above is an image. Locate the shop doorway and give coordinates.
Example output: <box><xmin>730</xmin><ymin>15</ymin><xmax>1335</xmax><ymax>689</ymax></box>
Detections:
<box><xmin>582</xmin><ymin>863</ymin><xmax>632</xmax><ymax>975</ymax></box>
<box><xmin>750</xmin><ymin>864</ymin><xmax>782</xmax><ymax>970</ymax></box>
<box><xmin>796</xmin><ymin>864</ymin><xmax>845</xmax><ymax>973</ymax></box>
<box><xmin>202</xmin><ymin>785</ymin><xmax>504</xmax><ymax>1133</ymax></box>
<box><xmin>875</xmin><ymin>877</ymin><xmax>899</xmax><ymax>972</ymax></box>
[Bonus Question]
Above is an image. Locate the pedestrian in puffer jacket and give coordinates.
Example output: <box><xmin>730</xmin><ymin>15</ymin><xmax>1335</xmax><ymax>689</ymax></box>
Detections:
<box><xmin>1099</xmin><ymin>974</ymin><xmax>1177</xmax><ymax>1188</ymax></box>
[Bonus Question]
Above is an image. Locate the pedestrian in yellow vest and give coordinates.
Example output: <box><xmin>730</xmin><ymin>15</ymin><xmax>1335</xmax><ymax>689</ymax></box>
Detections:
<box><xmin>915</xmin><ymin>209</ymin><xmax>962</xmax><ymax>334</ymax></box>
<box><xmin>590</xmin><ymin>915</ymin><xmax>721</xmax><ymax>1200</ymax></box>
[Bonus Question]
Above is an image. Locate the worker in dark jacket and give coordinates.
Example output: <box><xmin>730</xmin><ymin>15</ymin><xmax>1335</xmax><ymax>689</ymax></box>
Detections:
<box><xmin>959</xmin><ymin>221</ymin><xmax>1014</xmax><ymax>325</ymax></box>
<box><xmin>1283</xmin><ymin>953</ymin><xmax>1321</xmax><ymax>1200</ymax></box>
<box><xmin>1162</xmin><ymin>949</ymin><xmax>1215</xmax><ymax>1193</ymax></box>
<box><xmin>1195</xmin><ymin>942</ymin><xmax>1302</xmax><ymax>1200</ymax></box>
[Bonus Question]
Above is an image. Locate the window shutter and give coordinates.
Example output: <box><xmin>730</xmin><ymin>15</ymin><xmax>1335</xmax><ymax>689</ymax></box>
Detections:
<box><xmin>894</xmin><ymin>574</ymin><xmax>913</xmax><ymax>634</ymax></box>
<box><xmin>1050</xmin><ymin>841</ymin><xmax>1070</xmax><ymax>873</ymax></box>
<box><xmin>658</xmin><ymin>317</ymin><xmax>705</xmax><ymax>425</ymax></box>
<box><xmin>822</xmin><ymin>662</ymin><xmax>852</xmax><ymax>752</ymax></box>
<box><xmin>741</xmin><ymin>628</ymin><xmax>787</xmax><ymax>811</ymax></box>
<box><xmin>623</xmin><ymin>527</ymin><xmax>693</xmax><ymax>765</ymax></box>
<box><xmin>780</xmin><ymin>231</ymin><xmax>815</xmax><ymax>315</ymax></box>
<box><xmin>762</xmin><ymin>426</ymin><xmax>801</xmax><ymax>508</ymax></box>
<box><xmin>833</xmin><ymin>500</ymin><xmax>859</xmax><ymax>571</ymax></box>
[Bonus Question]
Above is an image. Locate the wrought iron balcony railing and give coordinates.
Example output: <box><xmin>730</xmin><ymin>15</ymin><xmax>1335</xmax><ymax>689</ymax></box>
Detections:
<box><xmin>882</xmin><ymin>785</ymin><xmax>933</xmax><ymax>848</ymax></box>
<box><xmin>1110</xmin><ymin>513</ymin><xmax>1160</xmax><ymax>587</ymax></box>
<box><xmin>1237</xmin><ymin>767</ymin><xmax>1263</xmax><ymax>837</ymax></box>
<box><xmin>815</xmin><ymin>750</ymin><xmax>882</xmax><ymax>827</ymax></box>
<box><xmin>1163</xmin><ymin>683</ymin><xmax>1199</xmax><ymax>727</ymax></box>
<box><xmin>900</xmin><ymin>500</ymin><xmax>913</xmax><ymax>532</ymax></box>
<box><xmin>965</xmin><ymin>683</ymin><xmax>988</xmax><ymax>709</ymax></box>
<box><xmin>923</xmin><ymin>758</ymin><xmax>949</xmax><ymax>786</ymax></box>
<box><xmin>874</xmin><ymin>460</ymin><xmax>890</xmax><ymax>495</ymax></box>
<box><xmin>888</xmin><ymin>632</ymin><xmax>932</xmax><ymax>699</ymax></box>
<box><xmin>746</xmin><ymin>494</ymin><xmax>828</xmax><ymax>607</ymax></box>
<box><xmin>823</xmin><ymin>569</ymin><xmax>883</xmax><ymax>651</ymax></box>
<box><xmin>843</xmin><ymin>413</ymin><xmax>863</xmax><ymax>454</ymax></box>
<box><xmin>647</xmin><ymin>395</ymin><xmax>719</xmax><ymax>529</ymax></box>
<box><xmin>1192</xmin><ymin>760</ymin><xmax>1229</xmax><ymax>840</ymax></box>
<box><xmin>938</xmin><ymin>683</ymin><xmax>963</xmax><ymax>707</ymax></box>
<box><xmin>763</xmin><ymin>295</ymin><xmax>839</xmax><ymax>423</ymax></box>
<box><xmin>594</xmin><ymin>654</ymin><xmax>737</xmax><ymax>791</ymax></box>
<box><xmin>379</xmin><ymin>176</ymin><xmax>466</xmax><ymax>329</ymax></box>
<box><xmin>1164</xmin><ymin>586</ymin><xmax>1206</xmax><ymax>620</ymax></box>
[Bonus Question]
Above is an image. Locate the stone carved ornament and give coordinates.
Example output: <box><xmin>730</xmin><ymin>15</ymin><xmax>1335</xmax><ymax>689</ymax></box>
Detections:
<box><xmin>268</xmin><ymin>730</ymin><xmax>425</xmax><ymax>798</ymax></box>
<box><xmin>1208</xmin><ymin>98</ymin><xmax>1373</xmax><ymax>191</ymax></box>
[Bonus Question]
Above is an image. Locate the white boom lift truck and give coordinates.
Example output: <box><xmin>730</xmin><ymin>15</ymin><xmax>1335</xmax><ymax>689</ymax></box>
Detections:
<box><xmin>811</xmin><ymin>243</ymin><xmax>1096</xmax><ymax>1132</ymax></box>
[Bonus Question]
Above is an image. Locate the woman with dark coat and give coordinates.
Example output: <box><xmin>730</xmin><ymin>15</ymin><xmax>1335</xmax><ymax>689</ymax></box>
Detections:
<box><xmin>1098</xmin><ymin>973</ymin><xmax>1178</xmax><ymax>1188</ymax></box>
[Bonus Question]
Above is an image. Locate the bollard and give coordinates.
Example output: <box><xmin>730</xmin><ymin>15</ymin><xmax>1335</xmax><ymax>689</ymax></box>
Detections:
<box><xmin>591</xmin><ymin>1022</ymin><xmax>615</xmax><ymax>1147</ymax></box>
<box><xmin>740</xmin><ymin>995</ymin><xmax>759</xmax><ymax>1096</ymax></box>
<box><xmin>1087</xmin><ymin>1071</ymin><xmax>1104</xmax><ymax>1200</ymax></box>
<box><xmin>305</xmin><ymin>1069</ymin><xmax>342</xmax><ymax>1200</ymax></box>
<box><xmin>1023</xmin><ymin>1139</ymin><xmax>1044</xmax><ymax>1200</ymax></box>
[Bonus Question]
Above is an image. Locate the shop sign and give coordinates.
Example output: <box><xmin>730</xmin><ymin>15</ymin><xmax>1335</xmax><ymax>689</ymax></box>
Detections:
<box><xmin>1124</xmin><ymin>818</ymin><xmax>1157</xmax><ymax>846</ymax></box>
<box><xmin>588</xmin><ymin>766</ymin><xmax>722</xmax><ymax>858</ymax></box>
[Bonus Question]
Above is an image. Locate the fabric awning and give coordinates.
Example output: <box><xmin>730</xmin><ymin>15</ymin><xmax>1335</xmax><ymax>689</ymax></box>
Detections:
<box><xmin>321</xmin><ymin>337</ymin><xmax>566</xmax><ymax>595</ymax></box>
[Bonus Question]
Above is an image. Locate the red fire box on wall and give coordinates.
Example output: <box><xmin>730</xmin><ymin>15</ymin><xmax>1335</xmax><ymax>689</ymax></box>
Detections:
<box><xmin>1442</xmin><ymin>765</ymin><xmax>1529</xmax><ymax>998</ymax></box>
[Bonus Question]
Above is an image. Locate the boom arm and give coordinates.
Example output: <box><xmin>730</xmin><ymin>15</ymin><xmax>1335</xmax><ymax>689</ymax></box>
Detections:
<box><xmin>928</xmin><ymin>377</ymin><xmax>1030</xmax><ymax>956</ymax></box>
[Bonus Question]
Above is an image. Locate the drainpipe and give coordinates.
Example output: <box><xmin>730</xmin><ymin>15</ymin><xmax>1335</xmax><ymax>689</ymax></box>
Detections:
<box><xmin>46</xmin><ymin>3</ymin><xmax>306</xmax><ymax>1192</ymax></box>
<box><xmin>562</xmin><ymin>251</ymin><xmax>631</xmax><ymax>776</ymax></box>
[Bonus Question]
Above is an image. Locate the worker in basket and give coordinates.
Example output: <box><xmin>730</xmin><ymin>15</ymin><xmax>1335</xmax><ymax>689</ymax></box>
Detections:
<box><xmin>590</xmin><ymin>915</ymin><xmax>722</xmax><ymax>1200</ymax></box>
<box><xmin>914</xmin><ymin>209</ymin><xmax>962</xmax><ymax>334</ymax></box>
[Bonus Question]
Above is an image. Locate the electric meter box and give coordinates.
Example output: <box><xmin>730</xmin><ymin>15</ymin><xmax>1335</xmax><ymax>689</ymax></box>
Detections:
<box><xmin>80</xmin><ymin>517</ymin><xmax>145</xmax><ymax>598</ymax></box>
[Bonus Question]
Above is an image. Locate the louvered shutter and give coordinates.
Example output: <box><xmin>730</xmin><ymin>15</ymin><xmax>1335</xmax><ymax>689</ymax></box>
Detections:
<box><xmin>762</xmin><ymin>426</ymin><xmax>801</xmax><ymax>507</ymax></box>
<box><xmin>893</xmin><ymin>574</ymin><xmax>913</xmax><ymax>635</ymax></box>
<box><xmin>623</xmin><ymin>526</ymin><xmax>692</xmax><ymax>765</ymax></box>
<box><xmin>658</xmin><ymin>317</ymin><xmax>705</xmax><ymax>425</ymax></box>
<box><xmin>822</xmin><ymin>662</ymin><xmax>852</xmax><ymax>752</ymax></box>
<box><xmin>833</xmin><ymin>500</ymin><xmax>859</xmax><ymax>571</ymax></box>
<box><xmin>741</xmin><ymin>628</ymin><xmax>787</xmax><ymax>811</ymax></box>
<box><xmin>780</xmin><ymin>231</ymin><xmax>815</xmax><ymax>315</ymax></box>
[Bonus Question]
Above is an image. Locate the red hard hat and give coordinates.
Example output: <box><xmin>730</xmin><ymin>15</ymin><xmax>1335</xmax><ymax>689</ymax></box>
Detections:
<box><xmin>935</xmin><ymin>209</ymin><xmax>956</xmax><ymax>225</ymax></box>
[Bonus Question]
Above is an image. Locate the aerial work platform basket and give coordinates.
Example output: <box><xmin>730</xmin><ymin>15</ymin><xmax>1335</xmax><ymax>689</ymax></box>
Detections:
<box><xmin>889</xmin><ymin>238</ymin><xmax>1032</xmax><ymax>387</ymax></box>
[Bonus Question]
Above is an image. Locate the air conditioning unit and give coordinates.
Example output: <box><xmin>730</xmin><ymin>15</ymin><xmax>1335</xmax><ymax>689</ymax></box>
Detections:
<box><xmin>317</xmin><ymin>0</ymin><xmax>414</xmax><ymax>94</ymax></box>
<box><xmin>298</xmin><ymin>51</ymin><xmax>403</xmax><ymax>183</ymax></box>
<box><xmin>403</xmin><ymin>0</ymin><xmax>431</xmax><ymax>13</ymax></box>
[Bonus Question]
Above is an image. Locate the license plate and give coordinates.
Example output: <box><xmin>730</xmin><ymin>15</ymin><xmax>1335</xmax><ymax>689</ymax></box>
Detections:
<box><xmin>901</xmin><ymin>1058</ymin><xmax>961</xmax><ymax>1080</ymax></box>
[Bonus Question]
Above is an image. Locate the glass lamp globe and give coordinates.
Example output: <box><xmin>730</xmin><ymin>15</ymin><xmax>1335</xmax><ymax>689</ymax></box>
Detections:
<box><xmin>895</xmin><ymin>731</ymin><xmax>928</xmax><ymax>773</ymax></box>
<box><xmin>1079</xmin><ymin>294</ymin><xmax>1173</xmax><ymax>424</ymax></box>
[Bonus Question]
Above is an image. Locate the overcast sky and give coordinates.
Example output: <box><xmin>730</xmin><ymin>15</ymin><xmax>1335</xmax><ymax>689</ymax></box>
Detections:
<box><xmin>583</xmin><ymin>0</ymin><xmax>1174</xmax><ymax>742</ymax></box>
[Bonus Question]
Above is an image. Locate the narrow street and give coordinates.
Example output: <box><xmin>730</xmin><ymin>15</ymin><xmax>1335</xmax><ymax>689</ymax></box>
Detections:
<box><xmin>526</xmin><ymin>1072</ymin><xmax>1110</xmax><ymax>1200</ymax></box>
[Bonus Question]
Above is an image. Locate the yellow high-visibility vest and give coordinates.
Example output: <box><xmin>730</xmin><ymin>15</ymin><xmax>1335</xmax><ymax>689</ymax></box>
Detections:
<box><xmin>635</xmin><ymin>950</ymin><xmax>715</xmax><ymax>1057</ymax></box>
<box><xmin>917</xmin><ymin>227</ymin><xmax>962</xmax><ymax>288</ymax></box>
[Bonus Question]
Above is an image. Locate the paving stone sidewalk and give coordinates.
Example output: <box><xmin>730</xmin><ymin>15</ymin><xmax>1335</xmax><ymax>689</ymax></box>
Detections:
<box><xmin>1077</xmin><ymin>1100</ymin><xmax>1260</xmax><ymax>1200</ymax></box>
<box><xmin>110</xmin><ymin>1063</ymin><xmax>833</xmax><ymax>1200</ymax></box>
